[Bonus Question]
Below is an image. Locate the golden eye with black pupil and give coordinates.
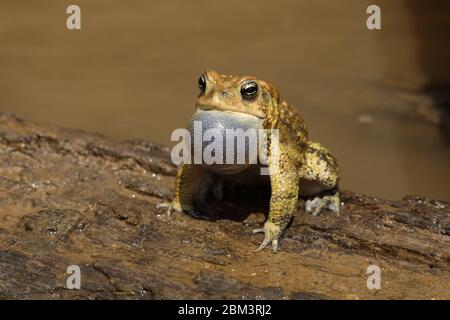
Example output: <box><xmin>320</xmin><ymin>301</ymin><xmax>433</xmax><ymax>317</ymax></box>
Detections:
<box><xmin>198</xmin><ymin>75</ymin><xmax>206</xmax><ymax>93</ymax></box>
<box><xmin>240</xmin><ymin>81</ymin><xmax>258</xmax><ymax>100</ymax></box>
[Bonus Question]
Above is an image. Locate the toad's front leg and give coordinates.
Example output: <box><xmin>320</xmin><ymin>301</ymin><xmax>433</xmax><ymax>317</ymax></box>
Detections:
<box><xmin>157</xmin><ymin>163</ymin><xmax>206</xmax><ymax>217</ymax></box>
<box><xmin>253</xmin><ymin>153</ymin><xmax>300</xmax><ymax>253</ymax></box>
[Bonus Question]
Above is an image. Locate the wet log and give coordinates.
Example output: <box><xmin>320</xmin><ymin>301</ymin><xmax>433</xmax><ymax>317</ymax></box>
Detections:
<box><xmin>0</xmin><ymin>113</ymin><xmax>448</xmax><ymax>299</ymax></box>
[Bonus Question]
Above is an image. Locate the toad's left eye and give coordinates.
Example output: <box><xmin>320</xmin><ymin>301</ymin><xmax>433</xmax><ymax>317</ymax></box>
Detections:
<box><xmin>240</xmin><ymin>81</ymin><xmax>258</xmax><ymax>100</ymax></box>
<box><xmin>198</xmin><ymin>74</ymin><xmax>206</xmax><ymax>93</ymax></box>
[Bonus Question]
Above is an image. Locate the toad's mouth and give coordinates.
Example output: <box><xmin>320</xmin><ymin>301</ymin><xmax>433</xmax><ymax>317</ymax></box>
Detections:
<box><xmin>187</xmin><ymin>109</ymin><xmax>265</xmax><ymax>175</ymax></box>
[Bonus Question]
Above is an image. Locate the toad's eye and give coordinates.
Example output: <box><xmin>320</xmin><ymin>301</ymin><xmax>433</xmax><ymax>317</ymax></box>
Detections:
<box><xmin>240</xmin><ymin>81</ymin><xmax>258</xmax><ymax>100</ymax></box>
<box><xmin>198</xmin><ymin>75</ymin><xmax>206</xmax><ymax>93</ymax></box>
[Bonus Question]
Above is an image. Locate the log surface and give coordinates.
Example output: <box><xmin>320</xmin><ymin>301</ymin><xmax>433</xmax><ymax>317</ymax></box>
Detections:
<box><xmin>0</xmin><ymin>113</ymin><xmax>448</xmax><ymax>299</ymax></box>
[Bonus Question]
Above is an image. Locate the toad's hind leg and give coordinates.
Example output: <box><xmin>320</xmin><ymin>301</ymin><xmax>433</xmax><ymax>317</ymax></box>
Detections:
<box><xmin>299</xmin><ymin>142</ymin><xmax>340</xmax><ymax>215</ymax></box>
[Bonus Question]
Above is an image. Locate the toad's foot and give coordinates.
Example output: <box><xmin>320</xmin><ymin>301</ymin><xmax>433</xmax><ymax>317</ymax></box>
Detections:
<box><xmin>156</xmin><ymin>201</ymin><xmax>183</xmax><ymax>218</ymax></box>
<box><xmin>156</xmin><ymin>201</ymin><xmax>210</xmax><ymax>220</ymax></box>
<box><xmin>252</xmin><ymin>221</ymin><xmax>282</xmax><ymax>253</ymax></box>
<box><xmin>305</xmin><ymin>192</ymin><xmax>340</xmax><ymax>216</ymax></box>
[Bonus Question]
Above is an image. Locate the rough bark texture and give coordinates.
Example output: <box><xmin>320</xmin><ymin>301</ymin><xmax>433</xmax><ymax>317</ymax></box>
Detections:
<box><xmin>0</xmin><ymin>113</ymin><xmax>448</xmax><ymax>300</ymax></box>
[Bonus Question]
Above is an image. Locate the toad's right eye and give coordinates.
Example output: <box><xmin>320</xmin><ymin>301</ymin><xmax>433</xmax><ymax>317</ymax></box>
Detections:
<box><xmin>240</xmin><ymin>80</ymin><xmax>258</xmax><ymax>101</ymax></box>
<box><xmin>198</xmin><ymin>75</ymin><xmax>206</xmax><ymax>93</ymax></box>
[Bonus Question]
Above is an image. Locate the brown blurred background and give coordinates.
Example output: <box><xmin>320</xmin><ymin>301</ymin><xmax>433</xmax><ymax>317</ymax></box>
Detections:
<box><xmin>0</xmin><ymin>0</ymin><xmax>449</xmax><ymax>201</ymax></box>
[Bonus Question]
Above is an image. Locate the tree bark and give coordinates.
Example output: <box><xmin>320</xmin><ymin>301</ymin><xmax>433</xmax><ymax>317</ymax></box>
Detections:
<box><xmin>0</xmin><ymin>113</ymin><xmax>448</xmax><ymax>299</ymax></box>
